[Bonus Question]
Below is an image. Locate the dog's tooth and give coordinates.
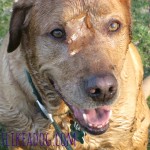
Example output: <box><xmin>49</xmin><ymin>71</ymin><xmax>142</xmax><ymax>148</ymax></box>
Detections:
<box><xmin>83</xmin><ymin>113</ymin><xmax>87</xmax><ymax>121</ymax></box>
<box><xmin>97</xmin><ymin>125</ymin><xmax>103</xmax><ymax>128</ymax></box>
<box><xmin>89</xmin><ymin>123</ymin><xmax>93</xmax><ymax>127</ymax></box>
<box><xmin>109</xmin><ymin>110</ymin><xmax>112</xmax><ymax>117</ymax></box>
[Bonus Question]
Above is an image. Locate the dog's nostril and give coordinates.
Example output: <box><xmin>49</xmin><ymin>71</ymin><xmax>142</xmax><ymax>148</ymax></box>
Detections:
<box><xmin>109</xmin><ymin>86</ymin><xmax>114</xmax><ymax>93</ymax></box>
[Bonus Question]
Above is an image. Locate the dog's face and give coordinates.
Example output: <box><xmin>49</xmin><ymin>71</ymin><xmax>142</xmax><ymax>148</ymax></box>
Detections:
<box><xmin>8</xmin><ymin>0</ymin><xmax>131</xmax><ymax>135</ymax></box>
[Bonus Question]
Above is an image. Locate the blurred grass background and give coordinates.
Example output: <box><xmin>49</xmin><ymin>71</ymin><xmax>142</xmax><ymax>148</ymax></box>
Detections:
<box><xmin>0</xmin><ymin>0</ymin><xmax>150</xmax><ymax>149</ymax></box>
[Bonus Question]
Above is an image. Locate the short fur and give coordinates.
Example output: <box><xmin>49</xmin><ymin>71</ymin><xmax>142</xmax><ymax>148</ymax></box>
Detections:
<box><xmin>0</xmin><ymin>0</ymin><xmax>150</xmax><ymax>150</ymax></box>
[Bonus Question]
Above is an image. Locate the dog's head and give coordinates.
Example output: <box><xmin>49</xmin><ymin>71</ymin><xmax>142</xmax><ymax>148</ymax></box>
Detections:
<box><xmin>8</xmin><ymin>0</ymin><xmax>131</xmax><ymax>135</ymax></box>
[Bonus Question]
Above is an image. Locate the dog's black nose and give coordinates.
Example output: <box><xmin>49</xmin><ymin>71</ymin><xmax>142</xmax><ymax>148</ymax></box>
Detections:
<box><xmin>85</xmin><ymin>74</ymin><xmax>118</xmax><ymax>101</ymax></box>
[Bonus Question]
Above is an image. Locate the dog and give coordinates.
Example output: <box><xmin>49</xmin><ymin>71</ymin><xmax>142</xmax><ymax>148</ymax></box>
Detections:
<box><xmin>0</xmin><ymin>0</ymin><xmax>150</xmax><ymax>149</ymax></box>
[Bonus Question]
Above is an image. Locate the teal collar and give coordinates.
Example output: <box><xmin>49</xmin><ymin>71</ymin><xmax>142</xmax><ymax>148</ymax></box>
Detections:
<box><xmin>25</xmin><ymin>70</ymin><xmax>86</xmax><ymax>148</ymax></box>
<box><xmin>25</xmin><ymin>70</ymin><xmax>73</xmax><ymax>150</ymax></box>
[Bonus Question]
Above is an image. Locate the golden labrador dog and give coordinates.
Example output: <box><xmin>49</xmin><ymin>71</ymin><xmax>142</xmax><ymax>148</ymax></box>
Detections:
<box><xmin>0</xmin><ymin>0</ymin><xmax>150</xmax><ymax>150</ymax></box>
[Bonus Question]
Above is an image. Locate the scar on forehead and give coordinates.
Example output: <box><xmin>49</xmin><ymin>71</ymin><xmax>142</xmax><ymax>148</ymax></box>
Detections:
<box><xmin>68</xmin><ymin>12</ymin><xmax>94</xmax><ymax>32</ymax></box>
<box><xmin>85</xmin><ymin>13</ymin><xmax>95</xmax><ymax>32</ymax></box>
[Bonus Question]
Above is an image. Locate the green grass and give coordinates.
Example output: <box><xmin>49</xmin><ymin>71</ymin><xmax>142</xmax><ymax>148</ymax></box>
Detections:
<box><xmin>0</xmin><ymin>0</ymin><xmax>149</xmax><ymax>149</ymax></box>
<box><xmin>132</xmin><ymin>0</ymin><xmax>150</xmax><ymax>77</ymax></box>
<box><xmin>0</xmin><ymin>0</ymin><xmax>12</xmax><ymax>45</ymax></box>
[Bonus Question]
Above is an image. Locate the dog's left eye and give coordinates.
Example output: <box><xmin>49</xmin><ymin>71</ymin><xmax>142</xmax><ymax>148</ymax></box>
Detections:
<box><xmin>50</xmin><ymin>29</ymin><xmax>66</xmax><ymax>39</ymax></box>
<box><xmin>109</xmin><ymin>22</ymin><xmax>120</xmax><ymax>32</ymax></box>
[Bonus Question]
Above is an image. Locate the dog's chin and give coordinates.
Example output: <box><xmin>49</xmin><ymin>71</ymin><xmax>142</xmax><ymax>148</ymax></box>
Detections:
<box><xmin>69</xmin><ymin>104</ymin><xmax>112</xmax><ymax>135</ymax></box>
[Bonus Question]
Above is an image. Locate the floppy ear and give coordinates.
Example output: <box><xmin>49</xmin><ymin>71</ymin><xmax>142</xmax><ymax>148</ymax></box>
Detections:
<box><xmin>7</xmin><ymin>1</ymin><xmax>33</xmax><ymax>53</ymax></box>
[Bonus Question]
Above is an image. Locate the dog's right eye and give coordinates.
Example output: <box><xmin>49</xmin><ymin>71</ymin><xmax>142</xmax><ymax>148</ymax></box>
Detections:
<box><xmin>50</xmin><ymin>29</ymin><xmax>66</xmax><ymax>40</ymax></box>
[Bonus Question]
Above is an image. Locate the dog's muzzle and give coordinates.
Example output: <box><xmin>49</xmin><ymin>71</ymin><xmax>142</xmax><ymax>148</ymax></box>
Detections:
<box><xmin>49</xmin><ymin>73</ymin><xmax>117</xmax><ymax>135</ymax></box>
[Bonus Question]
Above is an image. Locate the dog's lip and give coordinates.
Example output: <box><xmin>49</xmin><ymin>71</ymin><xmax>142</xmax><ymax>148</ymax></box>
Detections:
<box><xmin>70</xmin><ymin>105</ymin><xmax>112</xmax><ymax>135</ymax></box>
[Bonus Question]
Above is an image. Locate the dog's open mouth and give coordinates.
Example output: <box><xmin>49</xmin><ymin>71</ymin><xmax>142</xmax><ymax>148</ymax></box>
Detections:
<box><xmin>70</xmin><ymin>105</ymin><xmax>112</xmax><ymax>135</ymax></box>
<box><xmin>49</xmin><ymin>79</ymin><xmax>112</xmax><ymax>135</ymax></box>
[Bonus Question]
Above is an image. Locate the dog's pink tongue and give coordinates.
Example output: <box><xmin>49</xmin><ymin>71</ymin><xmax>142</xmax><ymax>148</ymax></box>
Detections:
<box><xmin>83</xmin><ymin>106</ymin><xmax>111</xmax><ymax>127</ymax></box>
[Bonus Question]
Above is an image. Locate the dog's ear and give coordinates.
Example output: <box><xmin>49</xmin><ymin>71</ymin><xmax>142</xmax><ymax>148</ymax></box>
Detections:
<box><xmin>7</xmin><ymin>1</ymin><xmax>33</xmax><ymax>53</ymax></box>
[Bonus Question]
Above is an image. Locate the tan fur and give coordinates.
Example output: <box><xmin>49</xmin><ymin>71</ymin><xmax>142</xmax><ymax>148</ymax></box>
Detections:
<box><xmin>143</xmin><ymin>76</ymin><xmax>150</xmax><ymax>99</ymax></box>
<box><xmin>0</xmin><ymin>0</ymin><xmax>150</xmax><ymax>150</ymax></box>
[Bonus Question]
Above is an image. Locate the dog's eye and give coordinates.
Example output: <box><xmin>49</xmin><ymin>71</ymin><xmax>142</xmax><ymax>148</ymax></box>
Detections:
<box><xmin>50</xmin><ymin>29</ymin><xmax>66</xmax><ymax>39</ymax></box>
<box><xmin>109</xmin><ymin>22</ymin><xmax>120</xmax><ymax>32</ymax></box>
